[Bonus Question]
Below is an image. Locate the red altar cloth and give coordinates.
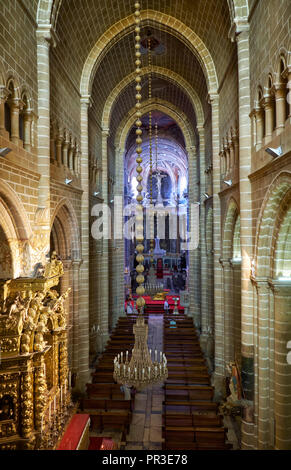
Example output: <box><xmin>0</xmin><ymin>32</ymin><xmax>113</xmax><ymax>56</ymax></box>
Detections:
<box><xmin>57</xmin><ymin>414</ymin><xmax>90</xmax><ymax>450</ymax></box>
<box><xmin>132</xmin><ymin>295</ymin><xmax>184</xmax><ymax>313</ymax></box>
<box><xmin>88</xmin><ymin>437</ymin><xmax>117</xmax><ymax>450</ymax></box>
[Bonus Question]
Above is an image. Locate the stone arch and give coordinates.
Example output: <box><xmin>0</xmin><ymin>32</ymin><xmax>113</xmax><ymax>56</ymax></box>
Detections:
<box><xmin>0</xmin><ymin>179</ymin><xmax>32</xmax><ymax>278</ymax></box>
<box><xmin>277</xmin><ymin>47</ymin><xmax>289</xmax><ymax>77</ymax></box>
<box><xmin>223</xmin><ymin>198</ymin><xmax>239</xmax><ymax>259</ymax></box>
<box><xmin>6</xmin><ymin>74</ymin><xmax>21</xmax><ymax>100</ymax></box>
<box><xmin>37</xmin><ymin>0</ymin><xmax>61</xmax><ymax>29</ymax></box>
<box><xmin>102</xmin><ymin>66</ymin><xmax>204</xmax><ymax>130</ymax></box>
<box><xmin>115</xmin><ymin>97</ymin><xmax>195</xmax><ymax>154</ymax></box>
<box><xmin>0</xmin><ymin>57</ymin><xmax>6</xmax><ymax>87</ymax></box>
<box><xmin>233</xmin><ymin>215</ymin><xmax>241</xmax><ymax>260</ymax></box>
<box><xmin>206</xmin><ymin>207</ymin><xmax>213</xmax><ymax>255</ymax></box>
<box><xmin>275</xmin><ymin>201</ymin><xmax>291</xmax><ymax>279</ymax></box>
<box><xmin>228</xmin><ymin>0</ymin><xmax>249</xmax><ymax>22</ymax></box>
<box><xmin>50</xmin><ymin>198</ymin><xmax>80</xmax><ymax>260</ymax></box>
<box><xmin>50</xmin><ymin>198</ymin><xmax>81</xmax><ymax>373</ymax></box>
<box><xmin>20</xmin><ymin>86</ymin><xmax>33</xmax><ymax>112</ymax></box>
<box><xmin>80</xmin><ymin>10</ymin><xmax>218</xmax><ymax>97</ymax></box>
<box><xmin>255</xmin><ymin>171</ymin><xmax>291</xmax><ymax>279</ymax></box>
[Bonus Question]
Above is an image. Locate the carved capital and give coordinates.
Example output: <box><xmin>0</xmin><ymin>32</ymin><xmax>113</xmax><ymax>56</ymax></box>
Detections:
<box><xmin>36</xmin><ymin>25</ymin><xmax>58</xmax><ymax>48</ymax></box>
<box><xmin>0</xmin><ymin>86</ymin><xmax>10</xmax><ymax>104</ymax></box>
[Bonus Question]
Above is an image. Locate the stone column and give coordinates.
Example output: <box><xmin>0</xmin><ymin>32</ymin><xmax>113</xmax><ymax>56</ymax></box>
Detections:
<box><xmin>62</xmin><ymin>131</ymin><xmax>70</xmax><ymax>168</ymax></box>
<box><xmin>234</xmin><ymin>25</ymin><xmax>255</xmax><ymax>449</ymax></box>
<box><xmin>78</xmin><ymin>95</ymin><xmax>91</xmax><ymax>390</ymax></box>
<box><xmin>56</xmin><ymin>129</ymin><xmax>63</xmax><ymax>167</ymax></box>
<box><xmin>100</xmin><ymin>127</ymin><xmax>110</xmax><ymax>347</ymax></box>
<box><xmin>68</xmin><ymin>140</ymin><xmax>74</xmax><ymax>171</ymax></box>
<box><xmin>229</xmin><ymin>137</ymin><xmax>235</xmax><ymax>174</ymax></box>
<box><xmin>199</xmin><ymin>126</ymin><xmax>209</xmax><ymax>351</ymax></box>
<box><xmin>221</xmin><ymin>259</ymin><xmax>234</xmax><ymax>367</ymax></box>
<box><xmin>255</xmin><ymin>106</ymin><xmax>264</xmax><ymax>151</ymax></box>
<box><xmin>113</xmin><ymin>146</ymin><xmax>125</xmax><ymax>327</ymax></box>
<box><xmin>224</xmin><ymin>141</ymin><xmax>230</xmax><ymax>178</ymax></box>
<box><xmin>254</xmin><ymin>279</ymin><xmax>273</xmax><ymax>449</ymax></box>
<box><xmin>50</xmin><ymin>123</ymin><xmax>56</xmax><ymax>164</ymax></box>
<box><xmin>209</xmin><ymin>92</ymin><xmax>224</xmax><ymax>394</ymax></box>
<box><xmin>232</xmin><ymin>260</ymin><xmax>241</xmax><ymax>363</ymax></box>
<box><xmin>270</xmin><ymin>281</ymin><xmax>291</xmax><ymax>450</ymax></box>
<box><xmin>36</xmin><ymin>25</ymin><xmax>55</xmax><ymax>212</ymax></box>
<box><xmin>263</xmin><ymin>95</ymin><xmax>274</xmax><ymax>143</ymax></box>
<box><xmin>9</xmin><ymin>98</ymin><xmax>22</xmax><ymax>144</ymax></box>
<box><xmin>0</xmin><ymin>86</ymin><xmax>10</xmax><ymax>136</ymax></box>
<box><xmin>23</xmin><ymin>109</ymin><xmax>33</xmax><ymax>152</ymax></box>
<box><xmin>187</xmin><ymin>144</ymin><xmax>200</xmax><ymax>329</ymax></box>
<box><xmin>274</xmin><ymin>83</ymin><xmax>286</xmax><ymax>134</ymax></box>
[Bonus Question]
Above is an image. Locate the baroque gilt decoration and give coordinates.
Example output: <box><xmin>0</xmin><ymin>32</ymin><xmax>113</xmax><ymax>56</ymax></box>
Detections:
<box><xmin>0</xmin><ymin>253</ymin><xmax>72</xmax><ymax>450</ymax></box>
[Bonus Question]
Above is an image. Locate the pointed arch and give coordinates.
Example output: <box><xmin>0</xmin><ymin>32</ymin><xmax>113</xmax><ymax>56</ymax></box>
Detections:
<box><xmin>0</xmin><ymin>179</ymin><xmax>32</xmax><ymax>278</ymax></box>
<box><xmin>102</xmin><ymin>66</ymin><xmax>204</xmax><ymax>130</ymax></box>
<box><xmin>223</xmin><ymin>198</ymin><xmax>240</xmax><ymax>259</ymax></box>
<box><xmin>37</xmin><ymin>0</ymin><xmax>62</xmax><ymax>29</ymax></box>
<box><xmin>255</xmin><ymin>171</ymin><xmax>291</xmax><ymax>278</ymax></box>
<box><xmin>50</xmin><ymin>199</ymin><xmax>81</xmax><ymax>260</ymax></box>
<box><xmin>115</xmin><ymin>97</ymin><xmax>195</xmax><ymax>154</ymax></box>
<box><xmin>80</xmin><ymin>10</ymin><xmax>218</xmax><ymax>97</ymax></box>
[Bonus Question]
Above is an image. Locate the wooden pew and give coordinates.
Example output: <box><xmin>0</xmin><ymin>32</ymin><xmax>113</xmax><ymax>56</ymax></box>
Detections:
<box><xmin>81</xmin><ymin>398</ymin><xmax>133</xmax><ymax>412</ymax></box>
<box><xmin>163</xmin><ymin>426</ymin><xmax>227</xmax><ymax>444</ymax></box>
<box><xmin>162</xmin><ymin>413</ymin><xmax>222</xmax><ymax>428</ymax></box>
<box><xmin>164</xmin><ymin>400</ymin><xmax>218</xmax><ymax>414</ymax></box>
<box><xmin>89</xmin><ymin>410</ymin><xmax>131</xmax><ymax>440</ymax></box>
<box><xmin>165</xmin><ymin>384</ymin><xmax>214</xmax><ymax>401</ymax></box>
<box><xmin>86</xmin><ymin>383</ymin><xmax>125</xmax><ymax>400</ymax></box>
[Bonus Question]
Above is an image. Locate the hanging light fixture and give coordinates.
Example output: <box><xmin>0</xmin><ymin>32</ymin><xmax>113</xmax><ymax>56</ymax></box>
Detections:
<box><xmin>113</xmin><ymin>1</ymin><xmax>167</xmax><ymax>391</ymax></box>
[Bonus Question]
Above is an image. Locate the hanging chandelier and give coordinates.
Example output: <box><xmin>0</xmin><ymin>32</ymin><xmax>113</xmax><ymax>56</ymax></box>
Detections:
<box><xmin>113</xmin><ymin>1</ymin><xmax>167</xmax><ymax>391</ymax></box>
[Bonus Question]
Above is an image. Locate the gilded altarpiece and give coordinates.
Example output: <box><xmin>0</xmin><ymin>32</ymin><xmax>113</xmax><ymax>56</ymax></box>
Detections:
<box><xmin>0</xmin><ymin>256</ymin><xmax>73</xmax><ymax>450</ymax></box>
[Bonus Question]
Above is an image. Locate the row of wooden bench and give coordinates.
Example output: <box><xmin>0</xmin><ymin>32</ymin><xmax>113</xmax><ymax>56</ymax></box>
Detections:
<box><xmin>80</xmin><ymin>317</ymin><xmax>139</xmax><ymax>440</ymax></box>
<box><xmin>162</xmin><ymin>315</ymin><xmax>231</xmax><ymax>450</ymax></box>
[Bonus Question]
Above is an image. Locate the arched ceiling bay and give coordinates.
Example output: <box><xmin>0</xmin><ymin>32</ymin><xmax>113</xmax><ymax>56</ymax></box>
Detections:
<box><xmin>125</xmin><ymin>112</ymin><xmax>188</xmax><ymax>191</ymax></box>
<box><xmin>90</xmin><ymin>26</ymin><xmax>208</xmax><ymax>125</ymax></box>
<box><xmin>53</xmin><ymin>0</ymin><xmax>234</xmax><ymax>90</ymax></box>
<box><xmin>107</xmin><ymin>77</ymin><xmax>197</xmax><ymax>144</ymax></box>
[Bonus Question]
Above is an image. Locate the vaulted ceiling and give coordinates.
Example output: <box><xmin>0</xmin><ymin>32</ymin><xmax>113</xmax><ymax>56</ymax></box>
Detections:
<box><xmin>50</xmin><ymin>0</ymin><xmax>235</xmax><ymax>149</ymax></box>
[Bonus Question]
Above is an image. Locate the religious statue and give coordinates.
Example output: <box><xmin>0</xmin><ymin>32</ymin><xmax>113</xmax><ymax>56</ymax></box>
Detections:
<box><xmin>0</xmin><ymin>396</ymin><xmax>14</xmax><ymax>421</ymax></box>
<box><xmin>154</xmin><ymin>171</ymin><xmax>167</xmax><ymax>205</ymax></box>
<box><xmin>219</xmin><ymin>361</ymin><xmax>242</xmax><ymax>416</ymax></box>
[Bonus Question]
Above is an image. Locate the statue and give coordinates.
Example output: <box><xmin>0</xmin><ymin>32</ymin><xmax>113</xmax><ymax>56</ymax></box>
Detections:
<box><xmin>154</xmin><ymin>171</ymin><xmax>166</xmax><ymax>205</ymax></box>
<box><xmin>0</xmin><ymin>396</ymin><xmax>14</xmax><ymax>421</ymax></box>
<box><xmin>219</xmin><ymin>361</ymin><xmax>242</xmax><ymax>416</ymax></box>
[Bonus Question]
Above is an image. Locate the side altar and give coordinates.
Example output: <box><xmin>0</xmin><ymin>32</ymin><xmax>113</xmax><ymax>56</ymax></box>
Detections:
<box><xmin>0</xmin><ymin>254</ymin><xmax>73</xmax><ymax>450</ymax></box>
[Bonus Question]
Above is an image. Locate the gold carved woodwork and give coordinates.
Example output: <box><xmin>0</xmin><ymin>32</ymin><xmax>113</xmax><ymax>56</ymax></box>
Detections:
<box><xmin>0</xmin><ymin>254</ymin><xmax>72</xmax><ymax>450</ymax></box>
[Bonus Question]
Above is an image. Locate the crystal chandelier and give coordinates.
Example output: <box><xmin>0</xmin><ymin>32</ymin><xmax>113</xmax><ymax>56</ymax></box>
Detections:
<box><xmin>113</xmin><ymin>1</ymin><xmax>167</xmax><ymax>391</ymax></box>
<box><xmin>113</xmin><ymin>315</ymin><xmax>167</xmax><ymax>390</ymax></box>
